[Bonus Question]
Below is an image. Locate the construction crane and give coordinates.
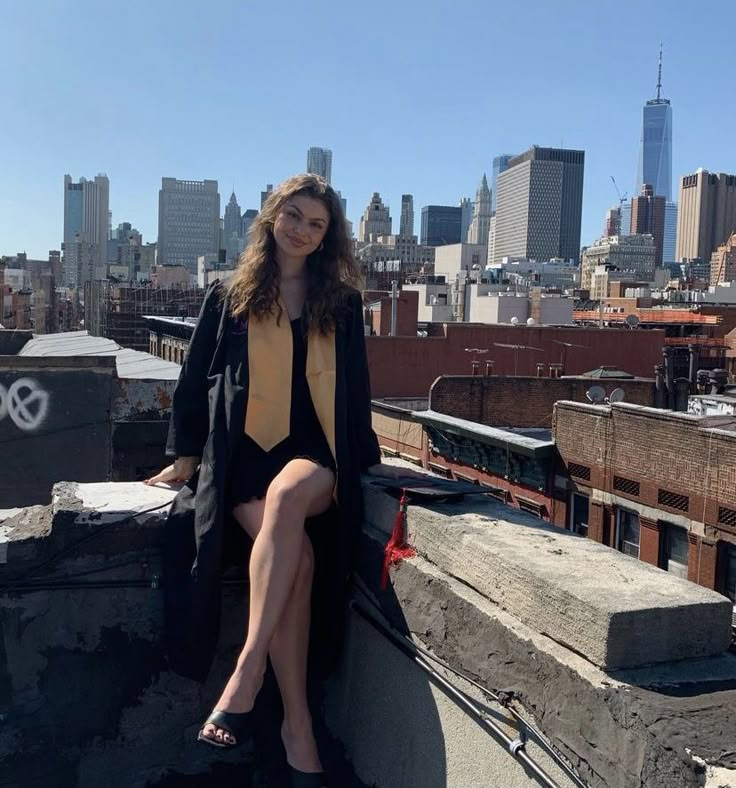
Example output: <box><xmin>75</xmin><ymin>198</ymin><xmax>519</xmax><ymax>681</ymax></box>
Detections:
<box><xmin>609</xmin><ymin>176</ymin><xmax>627</xmax><ymax>208</ymax></box>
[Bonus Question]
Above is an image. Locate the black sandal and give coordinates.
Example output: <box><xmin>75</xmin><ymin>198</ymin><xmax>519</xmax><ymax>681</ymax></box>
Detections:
<box><xmin>197</xmin><ymin>709</ymin><xmax>252</xmax><ymax>749</ymax></box>
<box><xmin>289</xmin><ymin>766</ymin><xmax>327</xmax><ymax>787</ymax></box>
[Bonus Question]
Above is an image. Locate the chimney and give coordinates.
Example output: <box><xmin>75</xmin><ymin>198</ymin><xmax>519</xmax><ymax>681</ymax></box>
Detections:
<box><xmin>485</xmin><ymin>360</ymin><xmax>494</xmax><ymax>376</ymax></box>
<box><xmin>536</xmin><ymin>363</ymin><xmax>545</xmax><ymax>378</ymax></box>
<box><xmin>471</xmin><ymin>360</ymin><xmax>480</xmax><ymax>376</ymax></box>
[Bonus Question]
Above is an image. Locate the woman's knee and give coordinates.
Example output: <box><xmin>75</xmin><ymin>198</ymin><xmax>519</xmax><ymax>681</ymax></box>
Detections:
<box><xmin>265</xmin><ymin>473</ymin><xmax>306</xmax><ymax>516</ymax></box>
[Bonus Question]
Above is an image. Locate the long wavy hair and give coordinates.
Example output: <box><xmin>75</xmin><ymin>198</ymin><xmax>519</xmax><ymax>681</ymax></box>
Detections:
<box><xmin>227</xmin><ymin>174</ymin><xmax>361</xmax><ymax>334</ymax></box>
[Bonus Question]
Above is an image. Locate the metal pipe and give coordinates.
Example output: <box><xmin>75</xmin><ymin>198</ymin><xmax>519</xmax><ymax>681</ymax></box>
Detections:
<box><xmin>390</xmin><ymin>280</ymin><xmax>398</xmax><ymax>337</ymax></box>
<box><xmin>351</xmin><ymin>600</ymin><xmax>566</xmax><ymax>788</ymax></box>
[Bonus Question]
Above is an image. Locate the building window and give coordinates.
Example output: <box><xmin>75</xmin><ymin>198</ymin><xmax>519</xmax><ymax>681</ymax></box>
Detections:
<box><xmin>569</xmin><ymin>493</ymin><xmax>589</xmax><ymax>537</ymax></box>
<box><xmin>660</xmin><ymin>523</ymin><xmax>689</xmax><ymax>579</ymax></box>
<box><xmin>724</xmin><ymin>544</ymin><xmax>736</xmax><ymax>604</ymax></box>
<box><xmin>616</xmin><ymin>509</ymin><xmax>640</xmax><ymax>558</ymax></box>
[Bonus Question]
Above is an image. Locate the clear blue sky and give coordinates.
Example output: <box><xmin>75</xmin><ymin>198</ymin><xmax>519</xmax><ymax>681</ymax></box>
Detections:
<box><xmin>2</xmin><ymin>0</ymin><xmax>735</xmax><ymax>260</ymax></box>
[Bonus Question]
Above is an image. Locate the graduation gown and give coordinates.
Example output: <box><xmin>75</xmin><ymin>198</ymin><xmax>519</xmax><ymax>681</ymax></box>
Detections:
<box><xmin>162</xmin><ymin>281</ymin><xmax>381</xmax><ymax>682</ymax></box>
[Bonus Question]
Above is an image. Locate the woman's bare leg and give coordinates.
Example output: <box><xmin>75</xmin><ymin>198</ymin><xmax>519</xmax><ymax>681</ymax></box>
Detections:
<box><xmin>201</xmin><ymin>459</ymin><xmax>333</xmax><ymax>768</ymax></box>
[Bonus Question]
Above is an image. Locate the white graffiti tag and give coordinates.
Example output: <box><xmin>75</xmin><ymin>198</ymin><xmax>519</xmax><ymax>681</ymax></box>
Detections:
<box><xmin>0</xmin><ymin>378</ymin><xmax>50</xmax><ymax>432</ymax></box>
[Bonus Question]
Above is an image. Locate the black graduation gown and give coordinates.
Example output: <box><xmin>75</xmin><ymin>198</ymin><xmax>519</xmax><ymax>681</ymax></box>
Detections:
<box><xmin>162</xmin><ymin>281</ymin><xmax>381</xmax><ymax>683</ymax></box>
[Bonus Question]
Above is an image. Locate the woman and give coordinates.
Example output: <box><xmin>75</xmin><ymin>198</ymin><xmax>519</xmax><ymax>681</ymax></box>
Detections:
<box><xmin>145</xmin><ymin>174</ymin><xmax>387</xmax><ymax>787</ymax></box>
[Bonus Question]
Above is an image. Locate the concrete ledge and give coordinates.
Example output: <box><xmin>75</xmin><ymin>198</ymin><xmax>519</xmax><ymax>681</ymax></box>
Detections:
<box><xmin>347</xmin><ymin>528</ymin><xmax>736</xmax><ymax>788</ymax></box>
<box><xmin>388</xmin><ymin>494</ymin><xmax>732</xmax><ymax>669</ymax></box>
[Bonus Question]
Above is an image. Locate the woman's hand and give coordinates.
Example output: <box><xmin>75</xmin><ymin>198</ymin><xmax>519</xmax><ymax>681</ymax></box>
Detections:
<box><xmin>144</xmin><ymin>456</ymin><xmax>200</xmax><ymax>486</ymax></box>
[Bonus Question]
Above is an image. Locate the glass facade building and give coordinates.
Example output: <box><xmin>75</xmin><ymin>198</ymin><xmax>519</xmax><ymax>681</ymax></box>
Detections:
<box><xmin>636</xmin><ymin>99</ymin><xmax>673</xmax><ymax>201</ymax></box>
<box><xmin>420</xmin><ymin>205</ymin><xmax>462</xmax><ymax>247</ymax></box>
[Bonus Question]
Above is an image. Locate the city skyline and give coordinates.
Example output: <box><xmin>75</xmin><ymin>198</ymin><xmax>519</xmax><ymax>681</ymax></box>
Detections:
<box><xmin>3</xmin><ymin>1</ymin><xmax>736</xmax><ymax>259</ymax></box>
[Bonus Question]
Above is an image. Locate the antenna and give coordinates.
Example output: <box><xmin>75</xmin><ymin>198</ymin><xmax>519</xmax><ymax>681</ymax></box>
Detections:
<box><xmin>608</xmin><ymin>388</ymin><xmax>626</xmax><ymax>404</ymax></box>
<box><xmin>586</xmin><ymin>385</ymin><xmax>606</xmax><ymax>404</ymax></box>
<box><xmin>656</xmin><ymin>43</ymin><xmax>663</xmax><ymax>101</ymax></box>
<box><xmin>625</xmin><ymin>314</ymin><xmax>641</xmax><ymax>329</ymax></box>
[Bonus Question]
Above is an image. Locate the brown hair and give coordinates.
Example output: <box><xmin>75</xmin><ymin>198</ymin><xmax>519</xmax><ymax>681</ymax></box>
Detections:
<box><xmin>227</xmin><ymin>173</ymin><xmax>361</xmax><ymax>334</ymax></box>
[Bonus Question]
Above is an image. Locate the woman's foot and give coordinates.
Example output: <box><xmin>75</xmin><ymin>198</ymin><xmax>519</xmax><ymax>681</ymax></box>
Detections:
<box><xmin>281</xmin><ymin>716</ymin><xmax>323</xmax><ymax>774</ymax></box>
<box><xmin>200</xmin><ymin>658</ymin><xmax>265</xmax><ymax>746</ymax></box>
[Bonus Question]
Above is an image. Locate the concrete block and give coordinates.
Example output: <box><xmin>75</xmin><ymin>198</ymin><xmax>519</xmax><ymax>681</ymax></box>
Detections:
<box><xmin>401</xmin><ymin>497</ymin><xmax>732</xmax><ymax>669</ymax></box>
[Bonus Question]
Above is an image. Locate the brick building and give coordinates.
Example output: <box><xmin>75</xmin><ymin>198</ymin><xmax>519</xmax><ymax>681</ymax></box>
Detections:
<box><xmin>366</xmin><ymin>323</ymin><xmax>665</xmax><ymax>397</ymax></box>
<box><xmin>373</xmin><ymin>373</ymin><xmax>658</xmax><ymax>524</ymax></box>
<box><xmin>553</xmin><ymin>400</ymin><xmax>736</xmax><ymax>602</ymax></box>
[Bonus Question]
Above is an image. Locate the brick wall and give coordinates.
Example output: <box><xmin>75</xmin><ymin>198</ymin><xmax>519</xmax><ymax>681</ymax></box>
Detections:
<box><xmin>371</xmin><ymin>406</ymin><xmax>425</xmax><ymax>460</ymax></box>
<box><xmin>428</xmin><ymin>376</ymin><xmax>655</xmax><ymax>429</ymax></box>
<box><xmin>553</xmin><ymin>400</ymin><xmax>736</xmax><ymax>592</ymax></box>
<box><xmin>366</xmin><ymin>324</ymin><xmax>665</xmax><ymax>398</ymax></box>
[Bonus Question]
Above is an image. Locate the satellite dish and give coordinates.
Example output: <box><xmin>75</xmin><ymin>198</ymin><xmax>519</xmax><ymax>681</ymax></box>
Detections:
<box><xmin>586</xmin><ymin>385</ymin><xmax>606</xmax><ymax>403</ymax></box>
<box><xmin>510</xmin><ymin>316</ymin><xmax>519</xmax><ymax>325</ymax></box>
<box><xmin>527</xmin><ymin>317</ymin><xmax>536</xmax><ymax>325</ymax></box>
<box><xmin>609</xmin><ymin>387</ymin><xmax>626</xmax><ymax>404</ymax></box>
<box><xmin>625</xmin><ymin>314</ymin><xmax>640</xmax><ymax>328</ymax></box>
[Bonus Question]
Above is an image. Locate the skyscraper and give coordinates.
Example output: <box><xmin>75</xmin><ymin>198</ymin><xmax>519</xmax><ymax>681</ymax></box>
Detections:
<box><xmin>420</xmin><ymin>206</ymin><xmax>462</xmax><ymax>247</ymax></box>
<box><xmin>491</xmin><ymin>154</ymin><xmax>514</xmax><ymax>215</ymax></box>
<box><xmin>460</xmin><ymin>197</ymin><xmax>473</xmax><ymax>243</ymax></box>
<box><xmin>306</xmin><ymin>147</ymin><xmax>333</xmax><ymax>184</ymax></box>
<box><xmin>493</xmin><ymin>146</ymin><xmax>585</xmax><ymax>264</ymax></box>
<box><xmin>62</xmin><ymin>174</ymin><xmax>110</xmax><ymax>287</ymax></box>
<box><xmin>630</xmin><ymin>184</ymin><xmax>665</xmax><ymax>266</ymax></box>
<box><xmin>157</xmin><ymin>178</ymin><xmax>220</xmax><ymax>273</ymax></box>
<box><xmin>676</xmin><ymin>170</ymin><xmax>736</xmax><ymax>262</ymax></box>
<box><xmin>636</xmin><ymin>48</ymin><xmax>673</xmax><ymax>201</ymax></box>
<box><xmin>261</xmin><ymin>184</ymin><xmax>273</xmax><ymax>209</ymax></box>
<box><xmin>358</xmin><ymin>193</ymin><xmax>392</xmax><ymax>242</ymax></box>
<box><xmin>399</xmin><ymin>194</ymin><xmax>414</xmax><ymax>238</ymax></box>
<box><xmin>467</xmin><ymin>174</ymin><xmax>491</xmax><ymax>245</ymax></box>
<box><xmin>223</xmin><ymin>191</ymin><xmax>244</xmax><ymax>264</ymax></box>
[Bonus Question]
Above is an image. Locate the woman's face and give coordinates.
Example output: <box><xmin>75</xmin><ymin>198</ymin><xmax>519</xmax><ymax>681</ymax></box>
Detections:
<box><xmin>272</xmin><ymin>194</ymin><xmax>330</xmax><ymax>259</ymax></box>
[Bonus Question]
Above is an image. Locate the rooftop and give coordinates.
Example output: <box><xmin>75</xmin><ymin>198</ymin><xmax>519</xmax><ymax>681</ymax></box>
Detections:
<box><xmin>18</xmin><ymin>330</ymin><xmax>181</xmax><ymax>380</ymax></box>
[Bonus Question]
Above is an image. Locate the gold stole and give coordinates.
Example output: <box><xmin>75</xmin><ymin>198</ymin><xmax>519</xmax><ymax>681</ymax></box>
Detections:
<box><xmin>244</xmin><ymin>305</ymin><xmax>336</xmax><ymax>463</ymax></box>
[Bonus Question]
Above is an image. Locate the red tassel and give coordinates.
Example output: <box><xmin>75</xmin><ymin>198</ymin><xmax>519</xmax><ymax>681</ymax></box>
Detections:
<box><xmin>381</xmin><ymin>491</ymin><xmax>416</xmax><ymax>589</ymax></box>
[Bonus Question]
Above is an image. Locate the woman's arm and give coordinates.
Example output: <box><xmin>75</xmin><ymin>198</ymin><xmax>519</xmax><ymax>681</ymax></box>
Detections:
<box><xmin>165</xmin><ymin>281</ymin><xmax>224</xmax><ymax>459</ymax></box>
<box><xmin>346</xmin><ymin>291</ymin><xmax>382</xmax><ymax>471</ymax></box>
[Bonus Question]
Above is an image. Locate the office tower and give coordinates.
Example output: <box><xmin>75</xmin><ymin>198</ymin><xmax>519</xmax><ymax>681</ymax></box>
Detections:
<box><xmin>620</xmin><ymin>200</ymin><xmax>632</xmax><ymax>236</ymax></box>
<box><xmin>107</xmin><ymin>222</ymin><xmax>144</xmax><ymax>279</ymax></box>
<box><xmin>710</xmin><ymin>234</ymin><xmax>736</xmax><ymax>285</ymax></box>
<box><xmin>636</xmin><ymin>48</ymin><xmax>672</xmax><ymax>201</ymax></box>
<box><xmin>605</xmin><ymin>206</ymin><xmax>621</xmax><ymax>237</ymax></box>
<box><xmin>358</xmin><ymin>193</ymin><xmax>392</xmax><ymax>242</ymax></box>
<box><xmin>223</xmin><ymin>191</ymin><xmax>243</xmax><ymax>263</ymax></box>
<box><xmin>242</xmin><ymin>208</ymin><xmax>258</xmax><ymax>241</ymax></box>
<box><xmin>491</xmin><ymin>154</ymin><xmax>514</xmax><ymax>216</ymax></box>
<box><xmin>581</xmin><ymin>234</ymin><xmax>656</xmax><ymax>291</ymax></box>
<box><xmin>663</xmin><ymin>202</ymin><xmax>678</xmax><ymax>263</ymax></box>
<box><xmin>631</xmin><ymin>184</ymin><xmax>665</xmax><ymax>266</ymax></box>
<box><xmin>489</xmin><ymin>154</ymin><xmax>514</xmax><ymax>263</ymax></box>
<box><xmin>467</xmin><ymin>174</ymin><xmax>491</xmax><ymax>245</ymax></box>
<box><xmin>261</xmin><ymin>184</ymin><xmax>273</xmax><ymax>209</ymax></box>
<box><xmin>493</xmin><ymin>146</ymin><xmax>585</xmax><ymax>264</ymax></box>
<box><xmin>420</xmin><ymin>206</ymin><xmax>462</xmax><ymax>247</ymax></box>
<box><xmin>306</xmin><ymin>147</ymin><xmax>333</xmax><ymax>184</ymax></box>
<box><xmin>676</xmin><ymin>170</ymin><xmax>736</xmax><ymax>262</ymax></box>
<box><xmin>460</xmin><ymin>197</ymin><xmax>473</xmax><ymax>243</ymax></box>
<box><xmin>400</xmin><ymin>194</ymin><xmax>415</xmax><ymax>238</ymax></box>
<box><xmin>157</xmin><ymin>178</ymin><xmax>220</xmax><ymax>273</ymax></box>
<box><xmin>62</xmin><ymin>174</ymin><xmax>110</xmax><ymax>287</ymax></box>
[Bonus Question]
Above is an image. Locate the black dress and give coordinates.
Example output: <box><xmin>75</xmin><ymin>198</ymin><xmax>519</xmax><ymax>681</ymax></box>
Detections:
<box><xmin>226</xmin><ymin>315</ymin><xmax>336</xmax><ymax>506</ymax></box>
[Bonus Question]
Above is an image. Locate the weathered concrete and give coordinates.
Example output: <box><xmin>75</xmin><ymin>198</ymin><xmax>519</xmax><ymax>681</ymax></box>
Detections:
<box><xmin>2</xmin><ymin>478</ymin><xmax>736</xmax><ymax>787</ymax></box>
<box><xmin>368</xmin><ymin>487</ymin><xmax>732</xmax><ymax>669</ymax></box>
<box><xmin>0</xmin><ymin>482</ymin><xmax>364</xmax><ymax>788</ymax></box>
<box><xmin>344</xmin><ymin>525</ymin><xmax>736</xmax><ymax>788</ymax></box>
